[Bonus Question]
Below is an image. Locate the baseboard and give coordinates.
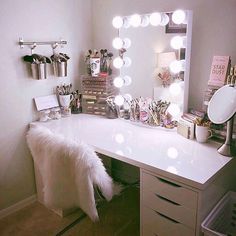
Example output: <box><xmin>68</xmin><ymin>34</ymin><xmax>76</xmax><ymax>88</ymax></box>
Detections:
<box><xmin>0</xmin><ymin>195</ymin><xmax>37</xmax><ymax>220</ymax></box>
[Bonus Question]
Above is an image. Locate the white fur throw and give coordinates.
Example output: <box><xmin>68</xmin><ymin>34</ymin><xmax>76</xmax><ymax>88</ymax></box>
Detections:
<box><xmin>26</xmin><ymin>125</ymin><xmax>120</xmax><ymax>221</ymax></box>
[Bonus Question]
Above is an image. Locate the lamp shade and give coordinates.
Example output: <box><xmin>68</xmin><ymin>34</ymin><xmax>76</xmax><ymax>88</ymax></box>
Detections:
<box><xmin>157</xmin><ymin>52</ymin><xmax>176</xmax><ymax>68</ymax></box>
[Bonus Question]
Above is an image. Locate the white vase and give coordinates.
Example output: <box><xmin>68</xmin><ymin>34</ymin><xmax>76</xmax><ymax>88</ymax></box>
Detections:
<box><xmin>59</xmin><ymin>94</ymin><xmax>73</xmax><ymax>108</ymax></box>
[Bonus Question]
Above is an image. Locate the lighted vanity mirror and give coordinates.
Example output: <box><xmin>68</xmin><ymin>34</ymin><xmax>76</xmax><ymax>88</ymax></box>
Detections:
<box><xmin>112</xmin><ymin>10</ymin><xmax>192</xmax><ymax>118</ymax></box>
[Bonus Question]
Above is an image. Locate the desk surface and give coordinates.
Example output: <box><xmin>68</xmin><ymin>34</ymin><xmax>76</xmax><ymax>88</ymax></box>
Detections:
<box><xmin>32</xmin><ymin>114</ymin><xmax>232</xmax><ymax>190</ymax></box>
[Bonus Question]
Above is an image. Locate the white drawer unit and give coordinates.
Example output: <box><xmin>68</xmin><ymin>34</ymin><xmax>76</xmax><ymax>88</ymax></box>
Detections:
<box><xmin>142</xmin><ymin>171</ymin><xmax>198</xmax><ymax>209</ymax></box>
<box><xmin>142</xmin><ymin>206</ymin><xmax>195</xmax><ymax>236</ymax></box>
<box><xmin>142</xmin><ymin>189</ymin><xmax>196</xmax><ymax>228</ymax></box>
<box><xmin>141</xmin><ymin>170</ymin><xmax>198</xmax><ymax>236</ymax></box>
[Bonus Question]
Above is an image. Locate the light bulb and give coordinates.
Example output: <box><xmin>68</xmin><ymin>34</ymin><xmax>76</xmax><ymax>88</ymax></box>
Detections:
<box><xmin>123</xmin><ymin>57</ymin><xmax>132</xmax><ymax>67</ymax></box>
<box><xmin>123</xmin><ymin>76</ymin><xmax>132</xmax><ymax>86</ymax></box>
<box><xmin>141</xmin><ymin>15</ymin><xmax>150</xmax><ymax>27</ymax></box>
<box><xmin>170</xmin><ymin>36</ymin><xmax>183</xmax><ymax>49</ymax></box>
<box><xmin>169</xmin><ymin>82</ymin><xmax>182</xmax><ymax>96</ymax></box>
<box><xmin>149</xmin><ymin>12</ymin><xmax>161</xmax><ymax>26</ymax></box>
<box><xmin>123</xmin><ymin>38</ymin><xmax>131</xmax><ymax>49</ymax></box>
<box><xmin>160</xmin><ymin>13</ymin><xmax>169</xmax><ymax>26</ymax></box>
<box><xmin>169</xmin><ymin>60</ymin><xmax>182</xmax><ymax>74</ymax></box>
<box><xmin>172</xmin><ymin>10</ymin><xmax>186</xmax><ymax>24</ymax></box>
<box><xmin>124</xmin><ymin>93</ymin><xmax>132</xmax><ymax>101</ymax></box>
<box><xmin>130</xmin><ymin>14</ymin><xmax>141</xmax><ymax>27</ymax></box>
<box><xmin>112</xmin><ymin>16</ymin><xmax>123</xmax><ymax>29</ymax></box>
<box><xmin>112</xmin><ymin>37</ymin><xmax>123</xmax><ymax>50</ymax></box>
<box><xmin>113</xmin><ymin>77</ymin><xmax>124</xmax><ymax>88</ymax></box>
<box><xmin>113</xmin><ymin>57</ymin><xmax>124</xmax><ymax>69</ymax></box>
<box><xmin>114</xmin><ymin>95</ymin><xmax>125</xmax><ymax>106</ymax></box>
<box><xmin>167</xmin><ymin>103</ymin><xmax>181</xmax><ymax>117</ymax></box>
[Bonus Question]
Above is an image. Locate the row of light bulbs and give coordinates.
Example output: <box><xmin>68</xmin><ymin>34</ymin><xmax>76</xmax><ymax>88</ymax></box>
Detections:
<box><xmin>112</xmin><ymin>10</ymin><xmax>187</xmax><ymax>29</ymax></box>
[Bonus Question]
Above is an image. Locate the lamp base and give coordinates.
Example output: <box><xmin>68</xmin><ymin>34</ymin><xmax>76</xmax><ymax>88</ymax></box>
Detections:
<box><xmin>218</xmin><ymin>143</ymin><xmax>236</xmax><ymax>157</ymax></box>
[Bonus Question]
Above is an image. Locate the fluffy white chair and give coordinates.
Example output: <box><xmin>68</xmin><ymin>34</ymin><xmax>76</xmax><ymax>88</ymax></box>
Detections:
<box><xmin>26</xmin><ymin>125</ymin><xmax>120</xmax><ymax>221</ymax></box>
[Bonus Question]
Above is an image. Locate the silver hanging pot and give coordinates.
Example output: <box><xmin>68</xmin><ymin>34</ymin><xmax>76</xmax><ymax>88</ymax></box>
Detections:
<box><xmin>31</xmin><ymin>63</ymin><xmax>47</xmax><ymax>80</ymax></box>
<box><xmin>53</xmin><ymin>61</ymin><xmax>67</xmax><ymax>77</ymax></box>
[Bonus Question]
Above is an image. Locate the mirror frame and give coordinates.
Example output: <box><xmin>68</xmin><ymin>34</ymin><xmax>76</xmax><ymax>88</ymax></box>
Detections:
<box><xmin>112</xmin><ymin>10</ymin><xmax>193</xmax><ymax>114</ymax></box>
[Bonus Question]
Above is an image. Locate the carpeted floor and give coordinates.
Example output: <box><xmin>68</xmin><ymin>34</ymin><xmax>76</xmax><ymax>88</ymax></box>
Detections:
<box><xmin>62</xmin><ymin>186</ymin><xmax>140</xmax><ymax>236</ymax></box>
<box><xmin>0</xmin><ymin>186</ymin><xmax>139</xmax><ymax>236</ymax></box>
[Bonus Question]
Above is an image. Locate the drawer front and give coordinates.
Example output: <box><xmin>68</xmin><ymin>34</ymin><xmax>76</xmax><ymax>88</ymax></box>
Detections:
<box><xmin>143</xmin><ymin>189</ymin><xmax>196</xmax><ymax>228</ymax></box>
<box><xmin>142</xmin><ymin>171</ymin><xmax>198</xmax><ymax>209</ymax></box>
<box><xmin>142</xmin><ymin>226</ymin><xmax>156</xmax><ymax>236</ymax></box>
<box><xmin>142</xmin><ymin>206</ymin><xmax>195</xmax><ymax>236</ymax></box>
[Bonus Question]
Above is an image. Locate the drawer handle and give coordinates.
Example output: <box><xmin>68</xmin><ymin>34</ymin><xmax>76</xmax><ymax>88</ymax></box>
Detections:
<box><xmin>156</xmin><ymin>194</ymin><xmax>180</xmax><ymax>206</ymax></box>
<box><xmin>156</xmin><ymin>177</ymin><xmax>181</xmax><ymax>188</ymax></box>
<box><xmin>155</xmin><ymin>211</ymin><xmax>180</xmax><ymax>224</ymax></box>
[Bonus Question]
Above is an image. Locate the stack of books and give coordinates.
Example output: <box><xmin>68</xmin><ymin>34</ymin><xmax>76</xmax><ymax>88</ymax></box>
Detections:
<box><xmin>202</xmin><ymin>55</ymin><xmax>236</xmax><ymax>142</ymax></box>
<box><xmin>182</xmin><ymin>109</ymin><xmax>206</xmax><ymax>123</ymax></box>
<box><xmin>202</xmin><ymin>85</ymin><xmax>219</xmax><ymax>111</ymax></box>
<box><xmin>202</xmin><ymin>55</ymin><xmax>231</xmax><ymax>112</ymax></box>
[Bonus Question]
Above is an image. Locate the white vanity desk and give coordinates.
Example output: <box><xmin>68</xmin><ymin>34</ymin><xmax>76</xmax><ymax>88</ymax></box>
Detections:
<box><xmin>34</xmin><ymin>114</ymin><xmax>236</xmax><ymax>236</ymax></box>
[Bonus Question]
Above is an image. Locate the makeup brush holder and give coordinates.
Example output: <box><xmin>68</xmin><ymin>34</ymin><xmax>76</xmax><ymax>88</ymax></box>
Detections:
<box><xmin>59</xmin><ymin>94</ymin><xmax>73</xmax><ymax>107</ymax></box>
<box><xmin>53</xmin><ymin>61</ymin><xmax>67</xmax><ymax>77</ymax></box>
<box><xmin>31</xmin><ymin>63</ymin><xmax>47</xmax><ymax>80</ymax></box>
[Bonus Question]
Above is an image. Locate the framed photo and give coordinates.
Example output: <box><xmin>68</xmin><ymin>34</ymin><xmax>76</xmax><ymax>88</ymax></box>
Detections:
<box><xmin>165</xmin><ymin>13</ymin><xmax>187</xmax><ymax>34</ymax></box>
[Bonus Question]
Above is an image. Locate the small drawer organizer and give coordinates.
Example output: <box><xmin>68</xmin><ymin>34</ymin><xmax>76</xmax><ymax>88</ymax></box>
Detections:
<box><xmin>81</xmin><ymin>75</ymin><xmax>118</xmax><ymax>116</ymax></box>
<box><xmin>141</xmin><ymin>170</ymin><xmax>198</xmax><ymax>236</ymax></box>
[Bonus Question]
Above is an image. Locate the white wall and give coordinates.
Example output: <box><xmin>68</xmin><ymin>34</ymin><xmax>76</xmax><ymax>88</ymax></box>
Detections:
<box><xmin>92</xmin><ymin>0</ymin><xmax>236</xmax><ymax>109</ymax></box>
<box><xmin>0</xmin><ymin>0</ymin><xmax>92</xmax><ymax>210</ymax></box>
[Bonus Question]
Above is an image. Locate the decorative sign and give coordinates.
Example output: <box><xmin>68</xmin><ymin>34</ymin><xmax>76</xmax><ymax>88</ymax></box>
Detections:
<box><xmin>34</xmin><ymin>95</ymin><xmax>59</xmax><ymax>111</ymax></box>
<box><xmin>208</xmin><ymin>56</ymin><xmax>230</xmax><ymax>87</ymax></box>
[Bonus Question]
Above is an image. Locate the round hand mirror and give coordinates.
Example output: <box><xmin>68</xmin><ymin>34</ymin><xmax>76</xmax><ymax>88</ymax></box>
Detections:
<box><xmin>207</xmin><ymin>84</ymin><xmax>236</xmax><ymax>157</ymax></box>
<box><xmin>208</xmin><ymin>85</ymin><xmax>236</xmax><ymax>124</ymax></box>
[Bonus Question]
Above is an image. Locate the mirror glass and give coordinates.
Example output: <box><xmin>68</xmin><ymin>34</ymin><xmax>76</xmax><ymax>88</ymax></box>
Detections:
<box><xmin>116</xmin><ymin>11</ymin><xmax>192</xmax><ymax>116</ymax></box>
<box><xmin>208</xmin><ymin>85</ymin><xmax>236</xmax><ymax>124</ymax></box>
